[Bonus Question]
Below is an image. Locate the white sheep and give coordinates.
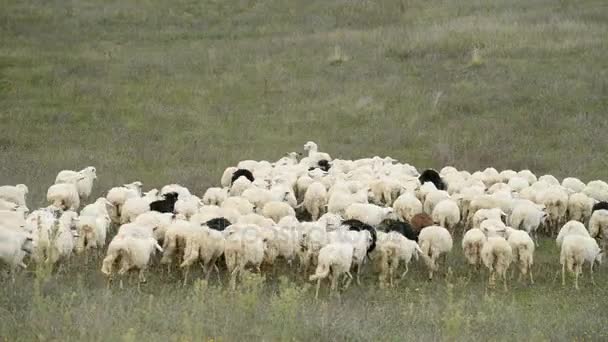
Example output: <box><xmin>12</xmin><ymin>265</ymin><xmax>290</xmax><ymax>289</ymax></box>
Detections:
<box><xmin>302</xmin><ymin>141</ymin><xmax>332</xmax><ymax>167</ymax></box>
<box><xmin>375</xmin><ymin>232</ymin><xmax>423</xmax><ymax>287</ymax></box>
<box><xmin>418</xmin><ymin>226</ymin><xmax>453</xmax><ymax>280</ymax></box>
<box><xmin>471</xmin><ymin>208</ymin><xmax>506</xmax><ymax>230</ymax></box>
<box><xmin>562</xmin><ymin>177</ymin><xmax>586</xmax><ymax>193</ymax></box>
<box><xmin>504</xmin><ymin>227</ymin><xmax>535</xmax><ymax>284</ymax></box>
<box><xmin>221</xmin><ymin>196</ymin><xmax>254</xmax><ymax>216</ymax></box>
<box><xmin>344</xmin><ymin>203</ymin><xmax>393</xmax><ymax>227</ymax></box>
<box><xmin>583</xmin><ymin>180</ymin><xmax>608</xmax><ymax>202</ymax></box>
<box><xmin>317</xmin><ymin>213</ymin><xmax>343</xmax><ymax>232</ymax></box>
<box><xmin>81</xmin><ymin>197</ymin><xmax>112</xmax><ymax>218</ymax></box>
<box><xmin>327</xmin><ymin>187</ymin><xmax>369</xmax><ymax>216</ymax></box>
<box><xmin>160</xmin><ymin>184</ymin><xmax>191</xmax><ymax>199</ymax></box>
<box><xmin>270</xmin><ymin>184</ymin><xmax>298</xmax><ymax>208</ymax></box>
<box><xmin>556</xmin><ymin>220</ymin><xmax>590</xmax><ymax>248</ymax></box>
<box><xmin>202</xmin><ymin>187</ymin><xmax>229</xmax><ymax>206</ymax></box>
<box><xmin>160</xmin><ymin>220</ymin><xmax>200</xmax><ymax>271</ymax></box>
<box><xmin>75</xmin><ymin>214</ymin><xmax>109</xmax><ymax>253</ymax></box>
<box><xmin>221</xmin><ymin>167</ymin><xmax>238</xmax><ymax>188</ymax></box>
<box><xmin>106</xmin><ymin>182</ymin><xmax>143</xmax><ymax>222</ymax></box>
<box><xmin>461</xmin><ymin>228</ymin><xmax>486</xmax><ymax>272</ymax></box>
<box><xmin>589</xmin><ymin>209</ymin><xmax>608</xmax><ymax>251</ymax></box>
<box><xmin>224</xmin><ymin>228</ymin><xmax>267</xmax><ymax>289</ymax></box>
<box><xmin>509</xmin><ymin>203</ymin><xmax>546</xmax><ymax>246</ymax></box>
<box><xmin>560</xmin><ymin>235</ymin><xmax>602</xmax><ymax>289</ymax></box>
<box><xmin>174</xmin><ymin>195</ymin><xmax>201</xmax><ymax>220</ymax></box>
<box><xmin>262</xmin><ymin>201</ymin><xmax>295</xmax><ymax>223</ymax></box>
<box><xmin>538</xmin><ymin>174</ymin><xmax>560</xmax><ymax>186</ymax></box>
<box><xmin>517</xmin><ymin>170</ymin><xmax>538</xmax><ymax>185</ymax></box>
<box><xmin>507</xmin><ymin>177</ymin><xmax>529</xmax><ymax>192</ymax></box>
<box><xmin>237</xmin><ymin>213</ymin><xmax>275</xmax><ymax>228</ymax></box>
<box><xmin>303</xmin><ymin>181</ymin><xmax>327</xmax><ymax>221</ymax></box>
<box><xmin>423</xmin><ymin>190</ymin><xmax>450</xmax><ymax>215</ymax></box>
<box><xmin>481</xmin><ymin>236</ymin><xmax>512</xmax><ymax>290</ymax></box>
<box><xmin>180</xmin><ymin>224</ymin><xmax>225</xmax><ymax>284</ymax></box>
<box><xmin>240</xmin><ymin>187</ymin><xmax>272</xmax><ymax>213</ymax></box>
<box><xmin>0</xmin><ymin>184</ymin><xmax>28</xmax><ymax>207</ymax></box>
<box><xmin>30</xmin><ymin>211</ymin><xmax>76</xmax><ymax>266</ymax></box>
<box><xmin>120</xmin><ymin>196</ymin><xmax>153</xmax><ymax>224</ymax></box>
<box><xmin>0</xmin><ymin>198</ymin><xmax>20</xmax><ymax>211</ymax></box>
<box><xmin>134</xmin><ymin>211</ymin><xmax>175</xmax><ymax>243</ymax></box>
<box><xmin>47</xmin><ymin>183</ymin><xmax>80</xmax><ymax>211</ymax></box>
<box><xmin>0</xmin><ymin>226</ymin><xmax>33</xmax><ymax>280</ymax></box>
<box><xmin>55</xmin><ymin>166</ymin><xmax>97</xmax><ymax>200</ymax></box>
<box><xmin>101</xmin><ymin>235</ymin><xmax>163</xmax><ymax>286</ymax></box>
<box><xmin>393</xmin><ymin>192</ymin><xmax>422</xmax><ymax>222</ymax></box>
<box><xmin>540</xmin><ymin>186</ymin><xmax>569</xmax><ymax>235</ymax></box>
<box><xmin>309</xmin><ymin>242</ymin><xmax>353</xmax><ymax>299</ymax></box>
<box><xmin>432</xmin><ymin>199</ymin><xmax>460</xmax><ymax>233</ymax></box>
<box><xmin>567</xmin><ymin>192</ymin><xmax>593</xmax><ymax>224</ymax></box>
<box><xmin>229</xmin><ymin>177</ymin><xmax>252</xmax><ymax>197</ymax></box>
<box><xmin>298</xmin><ymin>222</ymin><xmax>329</xmax><ymax>274</ymax></box>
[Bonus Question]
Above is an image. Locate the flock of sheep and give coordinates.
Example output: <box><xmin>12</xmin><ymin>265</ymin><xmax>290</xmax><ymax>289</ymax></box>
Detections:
<box><xmin>1</xmin><ymin>141</ymin><xmax>608</xmax><ymax>296</ymax></box>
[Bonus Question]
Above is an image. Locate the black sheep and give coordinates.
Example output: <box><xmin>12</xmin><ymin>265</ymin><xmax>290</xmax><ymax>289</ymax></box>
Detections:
<box><xmin>592</xmin><ymin>201</ymin><xmax>608</xmax><ymax>214</ymax></box>
<box><xmin>231</xmin><ymin>169</ymin><xmax>254</xmax><ymax>185</ymax></box>
<box><xmin>419</xmin><ymin>169</ymin><xmax>446</xmax><ymax>190</ymax></box>
<box><xmin>377</xmin><ymin>219</ymin><xmax>419</xmax><ymax>242</ymax></box>
<box><xmin>149</xmin><ymin>192</ymin><xmax>179</xmax><ymax>213</ymax></box>
<box><xmin>341</xmin><ymin>219</ymin><xmax>377</xmax><ymax>253</ymax></box>
<box><xmin>318</xmin><ymin>159</ymin><xmax>331</xmax><ymax>172</ymax></box>
<box><xmin>206</xmin><ymin>217</ymin><xmax>232</xmax><ymax>231</ymax></box>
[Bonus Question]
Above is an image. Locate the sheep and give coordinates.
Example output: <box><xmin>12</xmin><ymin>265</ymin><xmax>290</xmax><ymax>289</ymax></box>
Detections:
<box><xmin>75</xmin><ymin>214</ymin><xmax>110</xmax><ymax>254</ymax></box>
<box><xmin>317</xmin><ymin>213</ymin><xmax>342</xmax><ymax>231</ymax></box>
<box><xmin>180</xmin><ymin>224</ymin><xmax>225</xmax><ymax>284</ymax></box>
<box><xmin>462</xmin><ymin>228</ymin><xmax>486</xmax><ymax>272</ymax></box>
<box><xmin>518</xmin><ymin>170</ymin><xmax>537</xmax><ymax>185</ymax></box>
<box><xmin>120</xmin><ymin>196</ymin><xmax>153</xmax><ymax>224</ymax></box>
<box><xmin>81</xmin><ymin>197</ymin><xmax>112</xmax><ymax>218</ymax></box>
<box><xmin>466</xmin><ymin>192</ymin><xmax>513</xmax><ymax>228</ymax></box>
<box><xmin>0</xmin><ymin>226</ymin><xmax>33</xmax><ymax>280</ymax></box>
<box><xmin>327</xmin><ymin>187</ymin><xmax>369</xmax><ymax>216</ymax></box>
<box><xmin>0</xmin><ymin>184</ymin><xmax>28</xmax><ymax>207</ymax></box>
<box><xmin>47</xmin><ymin>183</ymin><xmax>80</xmax><ymax>211</ymax></box>
<box><xmin>540</xmin><ymin>186</ymin><xmax>569</xmax><ymax>235</ymax></box>
<box><xmin>298</xmin><ymin>222</ymin><xmax>329</xmax><ymax>274</ymax></box>
<box><xmin>269</xmin><ymin>184</ymin><xmax>298</xmax><ymax>208</ymax></box>
<box><xmin>481</xmin><ymin>237</ymin><xmax>512</xmax><ymax>290</ymax></box>
<box><xmin>508</xmin><ymin>177</ymin><xmax>530</xmax><ymax>192</ymax></box>
<box><xmin>55</xmin><ymin>166</ymin><xmax>97</xmax><ymax>201</ymax></box>
<box><xmin>479</xmin><ymin>219</ymin><xmax>508</xmax><ymax>238</ymax></box>
<box><xmin>509</xmin><ymin>203</ymin><xmax>546</xmax><ymax>246</ymax></box>
<box><xmin>221</xmin><ymin>167</ymin><xmax>238</xmax><ymax>188</ymax></box>
<box><xmin>432</xmin><ymin>199</ymin><xmax>461</xmax><ymax>233</ymax></box>
<box><xmin>393</xmin><ymin>192</ymin><xmax>422</xmax><ymax>222</ymax></box>
<box><xmin>101</xmin><ymin>235</ymin><xmax>163</xmax><ymax>286</ymax></box>
<box><xmin>106</xmin><ymin>182</ymin><xmax>143</xmax><ymax>222</ymax></box>
<box><xmin>303</xmin><ymin>181</ymin><xmax>328</xmax><ymax>221</ymax></box>
<box><xmin>418</xmin><ymin>169</ymin><xmax>446</xmax><ymax>191</ymax></box>
<box><xmin>560</xmin><ymin>235</ymin><xmax>602</xmax><ymax>289</ymax></box>
<box><xmin>262</xmin><ymin>201</ymin><xmax>295</xmax><ymax>223</ymax></box>
<box><xmin>471</xmin><ymin>208</ymin><xmax>506</xmax><ymax>230</ymax></box>
<box><xmin>423</xmin><ymin>190</ymin><xmax>450</xmax><ymax>215</ymax></box>
<box><xmin>231</xmin><ymin>169</ymin><xmax>255</xmax><ymax>185</ymax></box>
<box><xmin>30</xmin><ymin>211</ymin><xmax>76</xmax><ymax>267</ymax></box>
<box><xmin>568</xmin><ymin>193</ymin><xmax>594</xmax><ymax>224</ymax></box>
<box><xmin>149</xmin><ymin>192</ymin><xmax>179</xmax><ymax>214</ymax></box>
<box><xmin>237</xmin><ymin>213</ymin><xmax>275</xmax><ymax>228</ymax></box>
<box><xmin>418</xmin><ymin>226</ymin><xmax>453</xmax><ymax>280</ymax></box>
<box><xmin>556</xmin><ymin>220</ymin><xmax>590</xmax><ymax>248</ymax></box>
<box><xmin>369</xmin><ymin>178</ymin><xmax>403</xmax><ymax>206</ymax></box>
<box><xmin>589</xmin><ymin>210</ymin><xmax>608</xmax><ymax>251</ymax></box>
<box><xmin>133</xmin><ymin>212</ymin><xmax>174</xmax><ymax>243</ymax></box>
<box><xmin>202</xmin><ymin>187</ymin><xmax>229</xmax><ymax>206</ymax></box>
<box><xmin>344</xmin><ymin>203</ymin><xmax>393</xmax><ymax>227</ymax></box>
<box><xmin>241</xmin><ymin>187</ymin><xmax>272</xmax><ymax>213</ymax></box>
<box><xmin>504</xmin><ymin>227</ymin><xmax>535</xmax><ymax>284</ymax></box>
<box><xmin>309</xmin><ymin>242</ymin><xmax>354</xmax><ymax>299</ymax></box>
<box><xmin>410</xmin><ymin>213</ymin><xmax>434</xmax><ymax>233</ymax></box>
<box><xmin>538</xmin><ymin>175</ymin><xmax>560</xmax><ymax>186</ymax></box>
<box><xmin>160</xmin><ymin>219</ymin><xmax>200</xmax><ymax>271</ymax></box>
<box><xmin>0</xmin><ymin>210</ymin><xmax>27</xmax><ymax>231</ymax></box>
<box><xmin>592</xmin><ymin>201</ymin><xmax>608</xmax><ymax>214</ymax></box>
<box><xmin>377</xmin><ymin>219</ymin><xmax>418</xmax><ymax>242</ymax></box>
<box><xmin>375</xmin><ymin>232</ymin><xmax>423</xmax><ymax>287</ymax></box>
<box><xmin>224</xmin><ymin>229</ymin><xmax>267</xmax><ymax>289</ymax></box>
<box><xmin>583</xmin><ymin>180</ymin><xmax>608</xmax><ymax>202</ymax></box>
<box><xmin>229</xmin><ymin>177</ymin><xmax>252</xmax><ymax>197</ymax></box>
<box><xmin>302</xmin><ymin>141</ymin><xmax>332</xmax><ymax>168</ymax></box>
<box><xmin>562</xmin><ymin>177</ymin><xmax>586</xmax><ymax>193</ymax></box>
<box><xmin>174</xmin><ymin>195</ymin><xmax>201</xmax><ymax>220</ymax></box>
<box><xmin>221</xmin><ymin>197</ymin><xmax>254</xmax><ymax>216</ymax></box>
<box><xmin>499</xmin><ymin>170</ymin><xmax>518</xmax><ymax>183</ymax></box>
<box><xmin>481</xmin><ymin>167</ymin><xmax>502</xmax><ymax>187</ymax></box>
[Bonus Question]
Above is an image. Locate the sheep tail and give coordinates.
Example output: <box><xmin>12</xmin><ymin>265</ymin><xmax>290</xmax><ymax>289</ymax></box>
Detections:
<box><xmin>309</xmin><ymin>262</ymin><xmax>330</xmax><ymax>281</ymax></box>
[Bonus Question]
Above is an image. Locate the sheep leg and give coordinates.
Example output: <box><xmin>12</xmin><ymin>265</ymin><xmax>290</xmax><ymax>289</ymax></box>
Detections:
<box><xmin>590</xmin><ymin>262</ymin><xmax>596</xmax><ymax>286</ymax></box>
<box><xmin>400</xmin><ymin>263</ymin><xmax>409</xmax><ymax>280</ymax></box>
<box><xmin>343</xmin><ymin>272</ymin><xmax>353</xmax><ymax>290</ymax></box>
<box><xmin>314</xmin><ymin>278</ymin><xmax>321</xmax><ymax>300</ymax></box>
<box><xmin>561</xmin><ymin>263</ymin><xmax>566</xmax><ymax>287</ymax></box>
<box><xmin>575</xmin><ymin>266</ymin><xmax>580</xmax><ymax>290</ymax></box>
<box><xmin>503</xmin><ymin>272</ymin><xmax>508</xmax><ymax>292</ymax></box>
<box><xmin>183</xmin><ymin>266</ymin><xmax>189</xmax><ymax>287</ymax></box>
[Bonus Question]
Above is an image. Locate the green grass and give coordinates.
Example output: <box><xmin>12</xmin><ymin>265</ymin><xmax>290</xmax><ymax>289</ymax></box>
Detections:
<box><xmin>1</xmin><ymin>0</ymin><xmax>608</xmax><ymax>340</ymax></box>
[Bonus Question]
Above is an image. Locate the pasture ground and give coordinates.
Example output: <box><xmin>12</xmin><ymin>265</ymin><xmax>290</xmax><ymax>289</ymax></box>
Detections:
<box><xmin>1</xmin><ymin>0</ymin><xmax>608</xmax><ymax>340</ymax></box>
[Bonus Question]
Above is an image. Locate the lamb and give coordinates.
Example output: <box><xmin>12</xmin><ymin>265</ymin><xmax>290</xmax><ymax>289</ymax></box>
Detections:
<box><xmin>556</xmin><ymin>220</ymin><xmax>590</xmax><ymax>248</ymax></box>
<box><xmin>589</xmin><ymin>210</ymin><xmax>608</xmax><ymax>251</ymax></box>
<box><xmin>418</xmin><ymin>226</ymin><xmax>453</xmax><ymax>280</ymax></box>
<box><xmin>30</xmin><ymin>211</ymin><xmax>77</xmax><ymax>266</ymax></box>
<box><xmin>80</xmin><ymin>197</ymin><xmax>112</xmax><ymax>218</ymax></box>
<box><xmin>202</xmin><ymin>187</ymin><xmax>229</xmax><ymax>206</ymax></box>
<box><xmin>309</xmin><ymin>242</ymin><xmax>354</xmax><ymax>299</ymax></box>
<box><xmin>133</xmin><ymin>212</ymin><xmax>175</xmax><ymax>243</ymax></box>
<box><xmin>418</xmin><ymin>169</ymin><xmax>446</xmax><ymax>191</ymax></box>
<box><xmin>303</xmin><ymin>181</ymin><xmax>328</xmax><ymax>221</ymax></box>
<box><xmin>568</xmin><ymin>193</ymin><xmax>594</xmax><ymax>224</ymax></box>
<box><xmin>344</xmin><ymin>203</ymin><xmax>393</xmax><ymax>227</ymax></box>
<box><xmin>0</xmin><ymin>184</ymin><xmax>29</xmax><ymax>207</ymax></box>
<box><xmin>432</xmin><ymin>199</ymin><xmax>461</xmax><ymax>233</ymax></box>
<box><xmin>224</xmin><ymin>229</ymin><xmax>267</xmax><ymax>289</ymax></box>
<box><xmin>0</xmin><ymin>226</ymin><xmax>33</xmax><ymax>280</ymax></box>
<box><xmin>180</xmin><ymin>224</ymin><xmax>225</xmax><ymax>284</ymax></box>
<box><xmin>120</xmin><ymin>196</ymin><xmax>153</xmax><ymax>224</ymax></box>
<box><xmin>375</xmin><ymin>232</ymin><xmax>423</xmax><ymax>287</ymax></box>
<box><xmin>481</xmin><ymin>236</ymin><xmax>512</xmax><ymax>290</ymax></box>
<box><xmin>262</xmin><ymin>201</ymin><xmax>296</xmax><ymax>223</ymax></box>
<box><xmin>462</xmin><ymin>228</ymin><xmax>486</xmax><ymax>271</ymax></box>
<box><xmin>410</xmin><ymin>213</ymin><xmax>434</xmax><ymax>233</ymax></box>
<box><xmin>560</xmin><ymin>235</ymin><xmax>602</xmax><ymax>290</ymax></box>
<box><xmin>55</xmin><ymin>166</ymin><xmax>97</xmax><ymax>201</ymax></box>
<box><xmin>504</xmin><ymin>227</ymin><xmax>535</xmax><ymax>284</ymax></box>
<box><xmin>327</xmin><ymin>229</ymin><xmax>373</xmax><ymax>285</ymax></box>
<box><xmin>466</xmin><ymin>192</ymin><xmax>513</xmax><ymax>228</ymax></box>
<box><xmin>509</xmin><ymin>203</ymin><xmax>546</xmax><ymax>246</ymax></box>
<box><xmin>298</xmin><ymin>222</ymin><xmax>329</xmax><ymax>274</ymax></box>
<box><xmin>377</xmin><ymin>219</ymin><xmax>418</xmax><ymax>242</ymax></box>
<box><xmin>101</xmin><ymin>235</ymin><xmax>163</xmax><ymax>286</ymax></box>
<box><xmin>47</xmin><ymin>183</ymin><xmax>80</xmax><ymax>211</ymax></box>
<box><xmin>149</xmin><ymin>192</ymin><xmax>179</xmax><ymax>213</ymax></box>
<box><xmin>393</xmin><ymin>192</ymin><xmax>422</xmax><ymax>222</ymax></box>
<box><xmin>269</xmin><ymin>184</ymin><xmax>298</xmax><ymax>208</ymax></box>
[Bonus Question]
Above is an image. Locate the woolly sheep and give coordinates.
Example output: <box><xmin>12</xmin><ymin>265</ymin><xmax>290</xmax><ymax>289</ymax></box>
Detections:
<box><xmin>309</xmin><ymin>242</ymin><xmax>353</xmax><ymax>299</ymax></box>
<box><xmin>327</xmin><ymin>187</ymin><xmax>369</xmax><ymax>216</ymax></box>
<box><xmin>47</xmin><ymin>183</ymin><xmax>80</xmax><ymax>211</ymax></box>
<box><xmin>0</xmin><ymin>184</ymin><xmax>28</xmax><ymax>207</ymax></box>
<box><xmin>174</xmin><ymin>195</ymin><xmax>201</xmax><ymax>220</ymax></box>
<box><xmin>462</xmin><ymin>228</ymin><xmax>486</xmax><ymax>271</ymax></box>
<box><xmin>481</xmin><ymin>236</ymin><xmax>512</xmax><ymax>290</ymax></box>
<box><xmin>518</xmin><ymin>170</ymin><xmax>537</xmax><ymax>185</ymax></box>
<box><xmin>81</xmin><ymin>198</ymin><xmax>112</xmax><ymax>218</ymax></box>
<box><xmin>269</xmin><ymin>185</ymin><xmax>297</xmax><ymax>208</ymax></box>
<box><xmin>221</xmin><ymin>167</ymin><xmax>238</xmax><ymax>188</ymax></box>
<box><xmin>262</xmin><ymin>201</ymin><xmax>296</xmax><ymax>223</ymax></box>
<box><xmin>55</xmin><ymin>166</ymin><xmax>97</xmax><ymax>200</ymax></box>
<box><xmin>202</xmin><ymin>187</ymin><xmax>229</xmax><ymax>206</ymax></box>
<box><xmin>500</xmin><ymin>170</ymin><xmax>518</xmax><ymax>183</ymax></box>
<box><xmin>317</xmin><ymin>213</ymin><xmax>343</xmax><ymax>232</ymax></box>
<box><xmin>160</xmin><ymin>184</ymin><xmax>191</xmax><ymax>199</ymax></box>
<box><xmin>224</xmin><ymin>228</ymin><xmax>267</xmax><ymax>289</ymax></box>
<box><xmin>589</xmin><ymin>210</ymin><xmax>608</xmax><ymax>251</ymax></box>
<box><xmin>508</xmin><ymin>177</ymin><xmax>530</xmax><ymax>192</ymax></box>
<box><xmin>567</xmin><ymin>192</ymin><xmax>593</xmax><ymax>224</ymax></box>
<box><xmin>540</xmin><ymin>187</ymin><xmax>569</xmax><ymax>235</ymax></box>
<box><xmin>583</xmin><ymin>180</ymin><xmax>608</xmax><ymax>202</ymax></box>
<box><xmin>344</xmin><ymin>203</ymin><xmax>393</xmax><ymax>227</ymax></box>
<box><xmin>562</xmin><ymin>177</ymin><xmax>586</xmax><ymax>193</ymax></box>
<box><xmin>471</xmin><ymin>208</ymin><xmax>506</xmax><ymax>230</ymax></box>
<box><xmin>509</xmin><ymin>203</ymin><xmax>546</xmax><ymax>245</ymax></box>
<box><xmin>229</xmin><ymin>177</ymin><xmax>252</xmax><ymax>197</ymax></box>
<box><xmin>106</xmin><ymin>182</ymin><xmax>143</xmax><ymax>222</ymax></box>
<box><xmin>161</xmin><ymin>219</ymin><xmax>200</xmax><ymax>271</ymax></box>
<box><xmin>410</xmin><ymin>213</ymin><xmax>434</xmax><ymax>233</ymax></box>
<box><xmin>298</xmin><ymin>222</ymin><xmax>329</xmax><ymax>274</ymax></box>
<box><xmin>418</xmin><ymin>226</ymin><xmax>453</xmax><ymax>280</ymax></box>
<box><xmin>30</xmin><ymin>211</ymin><xmax>76</xmax><ymax>266</ymax></box>
<box><xmin>504</xmin><ymin>227</ymin><xmax>535</xmax><ymax>284</ymax></box>
<box><xmin>375</xmin><ymin>232</ymin><xmax>423</xmax><ymax>287</ymax></box>
<box><xmin>221</xmin><ymin>197</ymin><xmax>254</xmax><ymax>216</ymax></box>
<box><xmin>101</xmin><ymin>235</ymin><xmax>163</xmax><ymax>285</ymax></box>
<box><xmin>120</xmin><ymin>196</ymin><xmax>153</xmax><ymax>224</ymax></box>
<box><xmin>303</xmin><ymin>181</ymin><xmax>328</xmax><ymax>221</ymax></box>
<box><xmin>538</xmin><ymin>175</ymin><xmax>560</xmax><ymax>186</ymax></box>
<box><xmin>432</xmin><ymin>199</ymin><xmax>461</xmax><ymax>233</ymax></box>
<box><xmin>556</xmin><ymin>220</ymin><xmax>590</xmax><ymax>248</ymax></box>
<box><xmin>560</xmin><ymin>235</ymin><xmax>602</xmax><ymax>289</ymax></box>
<box><xmin>393</xmin><ymin>192</ymin><xmax>423</xmax><ymax>222</ymax></box>
<box><xmin>423</xmin><ymin>190</ymin><xmax>450</xmax><ymax>215</ymax></box>
<box><xmin>0</xmin><ymin>226</ymin><xmax>33</xmax><ymax>279</ymax></box>
<box><xmin>241</xmin><ymin>187</ymin><xmax>272</xmax><ymax>213</ymax></box>
<box><xmin>237</xmin><ymin>213</ymin><xmax>276</xmax><ymax>229</ymax></box>
<box><xmin>327</xmin><ymin>229</ymin><xmax>372</xmax><ymax>285</ymax></box>
<box><xmin>180</xmin><ymin>224</ymin><xmax>225</xmax><ymax>284</ymax></box>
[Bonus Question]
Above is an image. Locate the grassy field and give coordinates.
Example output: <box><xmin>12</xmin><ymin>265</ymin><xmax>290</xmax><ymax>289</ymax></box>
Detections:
<box><xmin>1</xmin><ymin>0</ymin><xmax>608</xmax><ymax>340</ymax></box>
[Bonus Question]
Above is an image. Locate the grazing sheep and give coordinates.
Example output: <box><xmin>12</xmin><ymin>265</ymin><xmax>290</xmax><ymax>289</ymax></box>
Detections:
<box><xmin>202</xmin><ymin>187</ymin><xmax>229</xmax><ymax>206</ymax></box>
<box><xmin>377</xmin><ymin>219</ymin><xmax>418</xmax><ymax>242</ymax></box>
<box><xmin>432</xmin><ymin>199</ymin><xmax>461</xmax><ymax>233</ymax></box>
<box><xmin>410</xmin><ymin>213</ymin><xmax>434</xmax><ymax>233</ymax></box>
<box><xmin>562</xmin><ymin>177</ymin><xmax>586</xmax><ymax>193</ymax></box>
<box><xmin>262</xmin><ymin>201</ymin><xmax>296</xmax><ymax>223</ymax></box>
<box><xmin>298</xmin><ymin>222</ymin><xmax>329</xmax><ymax>274</ymax></box>
<box><xmin>462</xmin><ymin>228</ymin><xmax>486</xmax><ymax>272</ymax></box>
<box><xmin>222</xmin><ymin>197</ymin><xmax>254</xmax><ymax>216</ymax></box>
<box><xmin>174</xmin><ymin>195</ymin><xmax>201</xmax><ymax>220</ymax></box>
<box><xmin>518</xmin><ymin>170</ymin><xmax>537</xmax><ymax>185</ymax></box>
<box><xmin>471</xmin><ymin>208</ymin><xmax>506</xmax><ymax>230</ymax></box>
<box><xmin>106</xmin><ymin>182</ymin><xmax>143</xmax><ymax>222</ymax></box>
<box><xmin>231</xmin><ymin>169</ymin><xmax>255</xmax><ymax>185</ymax></box>
<box><xmin>241</xmin><ymin>187</ymin><xmax>272</xmax><ymax>213</ymax></box>
<box><xmin>556</xmin><ymin>220</ymin><xmax>590</xmax><ymax>248</ymax></box>
<box><xmin>47</xmin><ymin>183</ymin><xmax>80</xmax><ymax>211</ymax></box>
<box><xmin>309</xmin><ymin>242</ymin><xmax>354</xmax><ymax>299</ymax></box>
<box><xmin>418</xmin><ymin>169</ymin><xmax>446</xmax><ymax>191</ymax></box>
<box><xmin>589</xmin><ymin>209</ymin><xmax>608</xmax><ymax>251</ymax></box>
<box><xmin>540</xmin><ymin>187</ymin><xmax>569</xmax><ymax>236</ymax></box>
<box><xmin>0</xmin><ymin>184</ymin><xmax>28</xmax><ymax>207</ymax></box>
<box><xmin>393</xmin><ymin>192</ymin><xmax>422</xmax><ymax>222</ymax></box>
<box><xmin>568</xmin><ymin>193</ymin><xmax>594</xmax><ymax>224</ymax></box>
<box><xmin>376</xmin><ymin>232</ymin><xmax>423</xmax><ymax>287</ymax></box>
<box><xmin>55</xmin><ymin>166</ymin><xmax>97</xmax><ymax>200</ymax></box>
<box><xmin>583</xmin><ymin>180</ymin><xmax>608</xmax><ymax>202</ymax></box>
<box><xmin>180</xmin><ymin>225</ymin><xmax>225</xmax><ymax>284</ymax></box>
<box><xmin>303</xmin><ymin>182</ymin><xmax>328</xmax><ymax>221</ymax></box>
<box><xmin>418</xmin><ymin>226</ymin><xmax>453</xmax><ymax>280</ymax></box>
<box><xmin>507</xmin><ymin>177</ymin><xmax>529</xmax><ymax>192</ymax></box>
<box><xmin>101</xmin><ymin>235</ymin><xmax>163</xmax><ymax>285</ymax></box>
<box><xmin>0</xmin><ymin>226</ymin><xmax>33</xmax><ymax>280</ymax></box>
<box><xmin>327</xmin><ymin>187</ymin><xmax>369</xmax><ymax>216</ymax></box>
<box><xmin>509</xmin><ymin>203</ymin><xmax>546</xmax><ymax>246</ymax></box>
<box><xmin>120</xmin><ymin>196</ymin><xmax>153</xmax><ymax>224</ymax></box>
<box><xmin>224</xmin><ymin>229</ymin><xmax>267</xmax><ymax>289</ymax></box>
<box><xmin>560</xmin><ymin>235</ymin><xmax>602</xmax><ymax>290</ymax></box>
<box><xmin>160</xmin><ymin>219</ymin><xmax>200</xmax><ymax>270</ymax></box>
<box><xmin>504</xmin><ymin>227</ymin><xmax>535</xmax><ymax>284</ymax></box>
<box><xmin>229</xmin><ymin>177</ymin><xmax>252</xmax><ymax>197</ymax></box>
<box><xmin>75</xmin><ymin>214</ymin><xmax>110</xmax><ymax>253</ymax></box>
<box><xmin>344</xmin><ymin>203</ymin><xmax>393</xmax><ymax>227</ymax></box>
<box><xmin>149</xmin><ymin>192</ymin><xmax>179</xmax><ymax>214</ymax></box>
<box><xmin>481</xmin><ymin>237</ymin><xmax>512</xmax><ymax>290</ymax></box>
<box><xmin>423</xmin><ymin>190</ymin><xmax>450</xmax><ymax>215</ymax></box>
